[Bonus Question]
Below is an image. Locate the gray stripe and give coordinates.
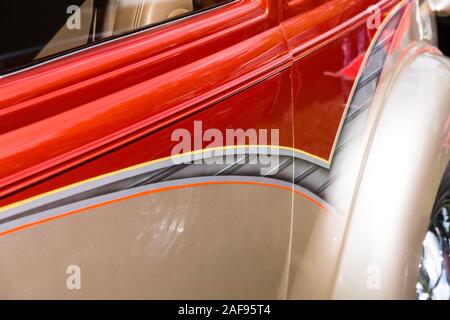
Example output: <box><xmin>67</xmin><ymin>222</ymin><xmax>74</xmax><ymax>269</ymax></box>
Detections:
<box><xmin>0</xmin><ymin>176</ymin><xmax>339</xmax><ymax>234</ymax></box>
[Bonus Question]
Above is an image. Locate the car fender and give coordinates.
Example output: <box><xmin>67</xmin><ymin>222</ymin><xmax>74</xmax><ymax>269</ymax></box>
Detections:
<box><xmin>332</xmin><ymin>48</ymin><xmax>450</xmax><ymax>299</ymax></box>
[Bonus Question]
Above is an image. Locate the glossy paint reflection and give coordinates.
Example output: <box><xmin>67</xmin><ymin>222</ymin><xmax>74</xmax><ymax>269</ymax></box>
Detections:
<box><xmin>0</xmin><ymin>181</ymin><xmax>294</xmax><ymax>299</ymax></box>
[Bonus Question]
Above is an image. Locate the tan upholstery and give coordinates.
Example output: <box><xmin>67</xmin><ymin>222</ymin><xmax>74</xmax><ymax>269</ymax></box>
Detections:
<box><xmin>167</xmin><ymin>8</ymin><xmax>190</xmax><ymax>19</ymax></box>
<box><xmin>102</xmin><ymin>0</ymin><xmax>193</xmax><ymax>37</ymax></box>
<box><xmin>36</xmin><ymin>0</ymin><xmax>95</xmax><ymax>59</ymax></box>
<box><xmin>35</xmin><ymin>0</ymin><xmax>194</xmax><ymax>58</ymax></box>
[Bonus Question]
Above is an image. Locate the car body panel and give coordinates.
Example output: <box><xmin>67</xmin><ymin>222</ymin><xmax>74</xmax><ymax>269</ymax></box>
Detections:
<box><xmin>0</xmin><ymin>0</ymin><xmax>397</xmax><ymax>206</ymax></box>
<box><xmin>0</xmin><ymin>0</ymin><xmax>284</xmax><ymax>203</ymax></box>
<box><xmin>0</xmin><ymin>179</ymin><xmax>295</xmax><ymax>299</ymax></box>
<box><xmin>0</xmin><ymin>0</ymin><xmax>449</xmax><ymax>299</ymax></box>
<box><xmin>333</xmin><ymin>50</ymin><xmax>450</xmax><ymax>299</ymax></box>
<box><xmin>282</xmin><ymin>0</ymin><xmax>393</xmax><ymax>161</ymax></box>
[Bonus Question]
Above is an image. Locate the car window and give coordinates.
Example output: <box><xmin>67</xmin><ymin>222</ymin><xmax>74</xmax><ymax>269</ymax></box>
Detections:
<box><xmin>0</xmin><ymin>0</ymin><xmax>231</xmax><ymax>75</ymax></box>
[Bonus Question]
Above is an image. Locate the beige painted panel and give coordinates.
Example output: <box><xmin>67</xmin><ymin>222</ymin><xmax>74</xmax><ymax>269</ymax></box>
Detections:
<box><xmin>332</xmin><ymin>52</ymin><xmax>450</xmax><ymax>299</ymax></box>
<box><xmin>288</xmin><ymin>198</ymin><xmax>344</xmax><ymax>299</ymax></box>
<box><xmin>0</xmin><ymin>183</ymin><xmax>293</xmax><ymax>299</ymax></box>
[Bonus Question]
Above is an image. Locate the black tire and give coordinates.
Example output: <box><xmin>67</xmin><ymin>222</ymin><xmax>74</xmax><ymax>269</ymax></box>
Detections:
<box><xmin>433</xmin><ymin>163</ymin><xmax>450</xmax><ymax>214</ymax></box>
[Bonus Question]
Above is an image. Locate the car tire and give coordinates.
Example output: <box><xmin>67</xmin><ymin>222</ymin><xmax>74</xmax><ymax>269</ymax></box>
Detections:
<box><xmin>417</xmin><ymin>163</ymin><xmax>450</xmax><ymax>300</ymax></box>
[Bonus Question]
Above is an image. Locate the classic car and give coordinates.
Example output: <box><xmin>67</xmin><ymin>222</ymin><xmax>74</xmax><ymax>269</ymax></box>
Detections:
<box><xmin>0</xmin><ymin>0</ymin><xmax>449</xmax><ymax>299</ymax></box>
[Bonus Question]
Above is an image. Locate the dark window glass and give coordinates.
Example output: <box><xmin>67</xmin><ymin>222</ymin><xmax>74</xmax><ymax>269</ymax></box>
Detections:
<box><xmin>0</xmin><ymin>0</ymin><xmax>231</xmax><ymax>75</ymax></box>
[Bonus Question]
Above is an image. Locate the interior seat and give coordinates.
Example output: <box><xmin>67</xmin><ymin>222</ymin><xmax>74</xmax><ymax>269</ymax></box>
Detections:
<box><xmin>35</xmin><ymin>0</ymin><xmax>95</xmax><ymax>60</ymax></box>
<box><xmin>100</xmin><ymin>0</ymin><xmax>193</xmax><ymax>38</ymax></box>
<box><xmin>32</xmin><ymin>0</ymin><xmax>194</xmax><ymax>66</ymax></box>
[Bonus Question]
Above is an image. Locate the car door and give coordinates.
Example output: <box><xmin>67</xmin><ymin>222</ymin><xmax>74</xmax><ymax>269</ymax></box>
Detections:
<box><xmin>0</xmin><ymin>0</ymin><xmax>299</xmax><ymax>299</ymax></box>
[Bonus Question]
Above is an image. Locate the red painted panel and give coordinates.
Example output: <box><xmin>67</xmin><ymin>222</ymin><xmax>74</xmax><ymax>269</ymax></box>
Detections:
<box><xmin>0</xmin><ymin>0</ymin><xmax>401</xmax><ymax>206</ymax></box>
<box><xmin>0</xmin><ymin>69</ymin><xmax>293</xmax><ymax>206</ymax></box>
<box><xmin>0</xmin><ymin>1</ymin><xmax>289</xmax><ymax>204</ymax></box>
<box><xmin>282</xmin><ymin>0</ymin><xmax>398</xmax><ymax>161</ymax></box>
<box><xmin>0</xmin><ymin>1</ymin><xmax>274</xmax><ymax>134</ymax></box>
<box><xmin>292</xmin><ymin>24</ymin><xmax>371</xmax><ymax>160</ymax></box>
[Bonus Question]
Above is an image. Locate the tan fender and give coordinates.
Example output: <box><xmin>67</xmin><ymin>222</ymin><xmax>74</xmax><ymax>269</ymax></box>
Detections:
<box><xmin>332</xmin><ymin>49</ymin><xmax>450</xmax><ymax>299</ymax></box>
